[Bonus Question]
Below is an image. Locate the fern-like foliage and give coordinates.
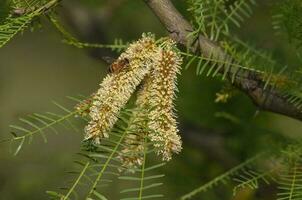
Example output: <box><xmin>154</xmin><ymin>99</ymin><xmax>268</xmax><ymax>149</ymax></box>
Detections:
<box><xmin>47</xmin><ymin>108</ymin><xmax>166</xmax><ymax>200</ymax></box>
<box><xmin>47</xmin><ymin>108</ymin><xmax>133</xmax><ymax>199</ymax></box>
<box><xmin>220</xmin><ymin>37</ymin><xmax>295</xmax><ymax>90</ymax></box>
<box><xmin>182</xmin><ymin>36</ymin><xmax>302</xmax><ymax>110</ymax></box>
<box><xmin>272</xmin><ymin>0</ymin><xmax>302</xmax><ymax>49</ymax></box>
<box><xmin>232</xmin><ymin>144</ymin><xmax>302</xmax><ymax>200</ymax></box>
<box><xmin>0</xmin><ymin>14</ymin><xmax>32</xmax><ymax>48</ymax></box>
<box><xmin>187</xmin><ymin>0</ymin><xmax>256</xmax><ymax>41</ymax></box>
<box><xmin>270</xmin><ymin>0</ymin><xmax>302</xmax><ymax>110</ymax></box>
<box><xmin>277</xmin><ymin>152</ymin><xmax>302</xmax><ymax>200</ymax></box>
<box><xmin>119</xmin><ymin>138</ymin><xmax>165</xmax><ymax>200</ymax></box>
<box><xmin>186</xmin><ymin>0</ymin><xmax>302</xmax><ymax>110</ymax></box>
<box><xmin>182</xmin><ymin>49</ymin><xmax>267</xmax><ymax>83</ymax></box>
<box><xmin>8</xmin><ymin>95</ymin><xmax>87</xmax><ymax>155</ymax></box>
<box><xmin>233</xmin><ymin>167</ymin><xmax>276</xmax><ymax>195</ymax></box>
<box><xmin>0</xmin><ymin>0</ymin><xmax>60</xmax><ymax>48</ymax></box>
<box><xmin>182</xmin><ymin>31</ymin><xmax>292</xmax><ymax>86</ymax></box>
<box><xmin>185</xmin><ymin>1</ymin><xmax>302</xmax><ymax>116</ymax></box>
<box><xmin>179</xmin><ymin>153</ymin><xmax>263</xmax><ymax>200</ymax></box>
<box><xmin>48</xmin><ymin>14</ymin><xmax>128</xmax><ymax>53</ymax></box>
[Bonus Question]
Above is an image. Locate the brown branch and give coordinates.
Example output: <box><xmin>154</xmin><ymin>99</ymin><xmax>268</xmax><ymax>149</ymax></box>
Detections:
<box><xmin>144</xmin><ymin>0</ymin><xmax>302</xmax><ymax>122</ymax></box>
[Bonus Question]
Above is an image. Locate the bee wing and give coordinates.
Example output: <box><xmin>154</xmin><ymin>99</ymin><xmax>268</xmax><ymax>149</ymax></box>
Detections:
<box><xmin>102</xmin><ymin>56</ymin><xmax>116</xmax><ymax>65</ymax></box>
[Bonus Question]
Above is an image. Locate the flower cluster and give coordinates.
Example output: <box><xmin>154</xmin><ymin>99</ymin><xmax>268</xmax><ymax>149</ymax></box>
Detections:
<box><xmin>83</xmin><ymin>34</ymin><xmax>183</xmax><ymax>169</ymax></box>
<box><xmin>84</xmin><ymin>35</ymin><xmax>159</xmax><ymax>143</ymax></box>
<box><xmin>143</xmin><ymin>41</ymin><xmax>182</xmax><ymax>161</ymax></box>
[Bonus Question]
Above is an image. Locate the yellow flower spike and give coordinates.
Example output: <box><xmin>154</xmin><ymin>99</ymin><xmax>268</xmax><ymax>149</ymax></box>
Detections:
<box><xmin>85</xmin><ymin>35</ymin><xmax>182</xmax><ymax>165</ymax></box>
<box><xmin>147</xmin><ymin>39</ymin><xmax>183</xmax><ymax>161</ymax></box>
<box><xmin>85</xmin><ymin>34</ymin><xmax>159</xmax><ymax>143</ymax></box>
<box><xmin>126</xmin><ymin>39</ymin><xmax>183</xmax><ymax>162</ymax></box>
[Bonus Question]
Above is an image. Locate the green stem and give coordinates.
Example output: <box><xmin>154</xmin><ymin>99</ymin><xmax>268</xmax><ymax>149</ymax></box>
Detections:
<box><xmin>13</xmin><ymin>110</ymin><xmax>77</xmax><ymax>141</ymax></box>
<box><xmin>85</xmin><ymin>130</ymin><xmax>128</xmax><ymax>199</ymax></box>
<box><xmin>179</xmin><ymin>153</ymin><xmax>263</xmax><ymax>200</ymax></box>
<box><xmin>289</xmin><ymin>161</ymin><xmax>297</xmax><ymax>200</ymax></box>
<box><xmin>139</xmin><ymin>137</ymin><xmax>147</xmax><ymax>200</ymax></box>
<box><xmin>63</xmin><ymin>162</ymin><xmax>90</xmax><ymax>200</ymax></box>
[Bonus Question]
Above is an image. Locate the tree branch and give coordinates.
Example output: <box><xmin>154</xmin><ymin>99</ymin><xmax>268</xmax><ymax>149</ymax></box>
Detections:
<box><xmin>144</xmin><ymin>0</ymin><xmax>302</xmax><ymax>122</ymax></box>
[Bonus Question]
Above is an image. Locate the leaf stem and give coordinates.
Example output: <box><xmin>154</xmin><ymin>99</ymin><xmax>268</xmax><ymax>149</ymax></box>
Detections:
<box><xmin>63</xmin><ymin>162</ymin><xmax>90</xmax><ymax>200</ymax></box>
<box><xmin>139</xmin><ymin>136</ymin><xmax>147</xmax><ymax>200</ymax></box>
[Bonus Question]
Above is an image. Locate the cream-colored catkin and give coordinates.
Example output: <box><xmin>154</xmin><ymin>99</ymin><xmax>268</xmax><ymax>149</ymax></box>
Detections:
<box><xmin>147</xmin><ymin>40</ymin><xmax>183</xmax><ymax>161</ymax></box>
<box><xmin>85</xmin><ymin>34</ymin><xmax>159</xmax><ymax>143</ymax></box>
<box><xmin>124</xmin><ymin>39</ymin><xmax>183</xmax><ymax>162</ymax></box>
<box><xmin>84</xmin><ymin>35</ymin><xmax>182</xmax><ymax>168</ymax></box>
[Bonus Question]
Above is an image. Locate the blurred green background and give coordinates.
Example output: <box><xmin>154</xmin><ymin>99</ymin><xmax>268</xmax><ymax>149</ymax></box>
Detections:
<box><xmin>1</xmin><ymin>0</ymin><xmax>302</xmax><ymax>199</ymax></box>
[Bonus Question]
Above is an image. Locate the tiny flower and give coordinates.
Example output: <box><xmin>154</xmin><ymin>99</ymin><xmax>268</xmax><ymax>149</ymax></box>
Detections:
<box><xmin>215</xmin><ymin>92</ymin><xmax>230</xmax><ymax>103</ymax></box>
<box><xmin>215</xmin><ymin>85</ymin><xmax>236</xmax><ymax>103</ymax></box>
<box><xmin>74</xmin><ymin>93</ymin><xmax>95</xmax><ymax>117</ymax></box>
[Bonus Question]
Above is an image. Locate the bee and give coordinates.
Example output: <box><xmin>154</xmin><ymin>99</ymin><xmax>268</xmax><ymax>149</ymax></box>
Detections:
<box><xmin>108</xmin><ymin>58</ymin><xmax>130</xmax><ymax>74</ymax></box>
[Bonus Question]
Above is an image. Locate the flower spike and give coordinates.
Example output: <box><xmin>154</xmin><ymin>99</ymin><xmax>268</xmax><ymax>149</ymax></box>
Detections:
<box><xmin>85</xmin><ymin>34</ymin><xmax>159</xmax><ymax>143</ymax></box>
